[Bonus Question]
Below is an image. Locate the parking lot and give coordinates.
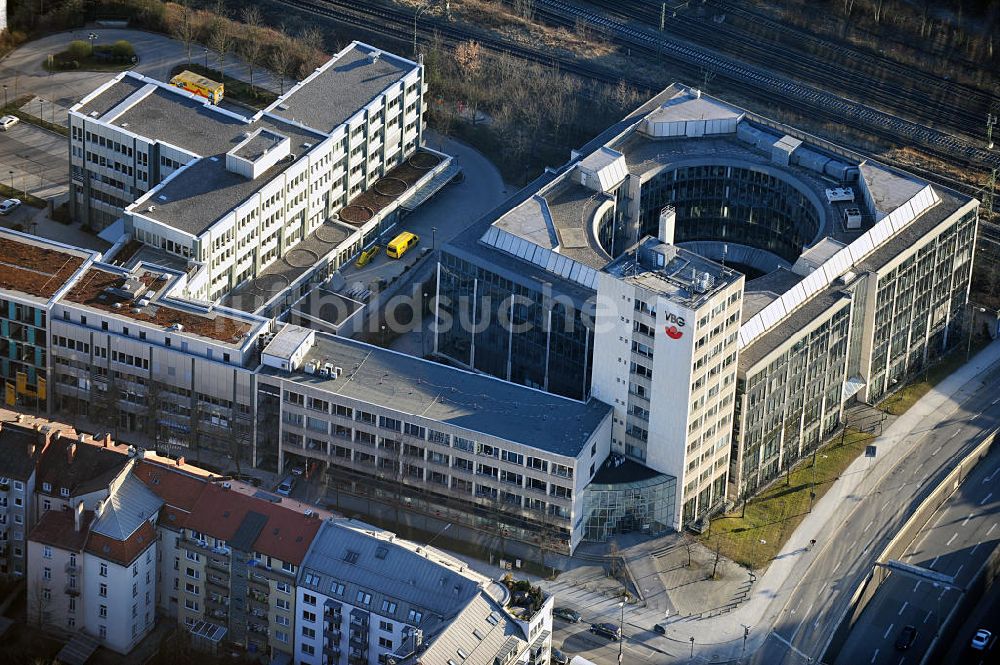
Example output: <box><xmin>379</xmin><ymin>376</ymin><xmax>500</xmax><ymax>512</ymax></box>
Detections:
<box><xmin>0</xmin><ymin>121</ymin><xmax>69</xmax><ymax>200</ymax></box>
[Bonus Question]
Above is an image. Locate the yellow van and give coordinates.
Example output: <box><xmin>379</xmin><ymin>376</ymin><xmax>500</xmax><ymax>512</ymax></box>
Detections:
<box><xmin>386</xmin><ymin>231</ymin><xmax>419</xmax><ymax>259</ymax></box>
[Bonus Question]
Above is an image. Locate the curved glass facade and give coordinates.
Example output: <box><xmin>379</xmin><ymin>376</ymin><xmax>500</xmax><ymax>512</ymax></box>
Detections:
<box><xmin>637</xmin><ymin>165</ymin><xmax>821</xmax><ymax>264</ymax></box>
<box><xmin>580</xmin><ymin>467</ymin><xmax>676</xmax><ymax>542</ymax></box>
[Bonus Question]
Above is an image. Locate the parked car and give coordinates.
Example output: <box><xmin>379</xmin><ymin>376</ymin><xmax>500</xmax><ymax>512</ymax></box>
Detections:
<box><xmin>0</xmin><ymin>115</ymin><xmax>19</xmax><ymax>131</ymax></box>
<box><xmin>589</xmin><ymin>623</ymin><xmax>621</xmax><ymax>641</ymax></box>
<box><xmin>0</xmin><ymin>198</ymin><xmax>21</xmax><ymax>215</ymax></box>
<box><xmin>355</xmin><ymin>244</ymin><xmax>381</xmax><ymax>268</ymax></box>
<box><xmin>550</xmin><ymin>648</ymin><xmax>568</xmax><ymax>665</ymax></box>
<box><xmin>971</xmin><ymin>628</ymin><xmax>993</xmax><ymax>651</ymax></box>
<box><xmin>895</xmin><ymin>625</ymin><xmax>917</xmax><ymax>651</ymax></box>
<box><xmin>553</xmin><ymin>607</ymin><xmax>581</xmax><ymax>623</ymax></box>
<box><xmin>275</xmin><ymin>476</ymin><xmax>295</xmax><ymax>496</ymax></box>
<box><xmin>290</xmin><ymin>466</ymin><xmax>305</xmax><ymax>476</ymax></box>
<box><xmin>653</xmin><ymin>623</ymin><xmax>667</xmax><ymax>635</ymax></box>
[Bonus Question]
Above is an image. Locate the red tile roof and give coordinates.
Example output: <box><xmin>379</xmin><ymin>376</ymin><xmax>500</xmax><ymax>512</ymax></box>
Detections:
<box><xmin>29</xmin><ymin>508</ymin><xmax>94</xmax><ymax>552</ymax></box>
<box><xmin>185</xmin><ymin>483</ymin><xmax>321</xmax><ymax>565</ymax></box>
<box><xmin>134</xmin><ymin>458</ymin><xmax>211</xmax><ymax>530</ymax></box>
<box><xmin>85</xmin><ymin>520</ymin><xmax>156</xmax><ymax>567</ymax></box>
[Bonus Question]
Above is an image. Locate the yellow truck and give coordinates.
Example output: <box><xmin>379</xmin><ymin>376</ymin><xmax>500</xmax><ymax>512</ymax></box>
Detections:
<box><xmin>170</xmin><ymin>70</ymin><xmax>225</xmax><ymax>104</ymax></box>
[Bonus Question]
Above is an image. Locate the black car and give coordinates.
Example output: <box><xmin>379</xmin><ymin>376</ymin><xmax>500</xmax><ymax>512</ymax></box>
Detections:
<box><xmin>895</xmin><ymin>625</ymin><xmax>917</xmax><ymax>650</ymax></box>
<box><xmin>553</xmin><ymin>607</ymin><xmax>582</xmax><ymax>623</ymax></box>
<box><xmin>550</xmin><ymin>648</ymin><xmax>569</xmax><ymax>665</ymax></box>
<box><xmin>590</xmin><ymin>622</ymin><xmax>622</xmax><ymax>641</ymax></box>
<box><xmin>653</xmin><ymin>623</ymin><xmax>667</xmax><ymax>635</ymax></box>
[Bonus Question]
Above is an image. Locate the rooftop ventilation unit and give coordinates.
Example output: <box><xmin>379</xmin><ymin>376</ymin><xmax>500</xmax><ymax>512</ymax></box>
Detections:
<box><xmin>304</xmin><ymin>362</ymin><xmax>317</xmax><ymax>374</ymax></box>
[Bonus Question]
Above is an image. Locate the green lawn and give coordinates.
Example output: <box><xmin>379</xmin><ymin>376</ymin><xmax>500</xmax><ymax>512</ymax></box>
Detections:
<box><xmin>699</xmin><ymin>430</ymin><xmax>875</xmax><ymax>569</ymax></box>
<box><xmin>878</xmin><ymin>337</ymin><xmax>990</xmax><ymax>415</ymax></box>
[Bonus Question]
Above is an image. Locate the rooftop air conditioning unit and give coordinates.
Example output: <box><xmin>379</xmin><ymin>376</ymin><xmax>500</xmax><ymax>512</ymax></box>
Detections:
<box><xmin>222</xmin><ymin>482</ymin><xmax>232</xmax><ymax>490</ymax></box>
<box><xmin>304</xmin><ymin>362</ymin><xmax>317</xmax><ymax>374</ymax></box>
<box><xmin>323</xmin><ymin>363</ymin><xmax>335</xmax><ymax>377</ymax></box>
<box><xmin>318</xmin><ymin>364</ymin><xmax>331</xmax><ymax>378</ymax></box>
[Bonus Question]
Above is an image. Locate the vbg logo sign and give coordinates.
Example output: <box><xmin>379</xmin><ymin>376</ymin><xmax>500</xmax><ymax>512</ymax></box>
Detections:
<box><xmin>664</xmin><ymin>312</ymin><xmax>685</xmax><ymax>340</ymax></box>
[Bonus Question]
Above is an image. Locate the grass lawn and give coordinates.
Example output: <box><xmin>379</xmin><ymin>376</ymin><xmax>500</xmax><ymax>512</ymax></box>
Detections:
<box><xmin>169</xmin><ymin>64</ymin><xmax>277</xmax><ymax>110</ymax></box>
<box><xmin>878</xmin><ymin>337</ymin><xmax>991</xmax><ymax>415</ymax></box>
<box><xmin>699</xmin><ymin>430</ymin><xmax>875</xmax><ymax>570</ymax></box>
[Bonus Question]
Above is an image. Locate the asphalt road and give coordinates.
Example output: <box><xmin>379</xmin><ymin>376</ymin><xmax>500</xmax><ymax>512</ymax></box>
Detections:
<box><xmin>0</xmin><ymin>121</ymin><xmax>69</xmax><ymax>199</ymax></box>
<box><xmin>750</xmin><ymin>362</ymin><xmax>1000</xmax><ymax>665</ymax></box>
<box><xmin>834</xmin><ymin>443</ymin><xmax>1000</xmax><ymax>665</ymax></box>
<box><xmin>943</xmin><ymin>574</ymin><xmax>1000</xmax><ymax>665</ymax></box>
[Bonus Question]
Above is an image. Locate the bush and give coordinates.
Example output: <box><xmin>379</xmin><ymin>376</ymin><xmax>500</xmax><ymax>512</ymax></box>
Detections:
<box><xmin>112</xmin><ymin>40</ymin><xmax>134</xmax><ymax>59</ymax></box>
<box><xmin>67</xmin><ymin>39</ymin><xmax>91</xmax><ymax>60</ymax></box>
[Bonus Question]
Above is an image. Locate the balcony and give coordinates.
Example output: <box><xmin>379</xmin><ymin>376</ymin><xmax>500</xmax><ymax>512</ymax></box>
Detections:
<box><xmin>207</xmin><ymin>557</ymin><xmax>229</xmax><ymax>574</ymax></box>
<box><xmin>64</xmin><ymin>582</ymin><xmax>80</xmax><ymax>596</ymax></box>
<box><xmin>206</xmin><ymin>575</ymin><xmax>228</xmax><ymax>593</ymax></box>
<box><xmin>65</xmin><ymin>561</ymin><xmax>79</xmax><ymax>574</ymax></box>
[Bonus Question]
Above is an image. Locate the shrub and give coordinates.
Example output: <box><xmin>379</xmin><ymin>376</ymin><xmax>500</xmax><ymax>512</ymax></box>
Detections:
<box><xmin>67</xmin><ymin>39</ymin><xmax>91</xmax><ymax>60</ymax></box>
<box><xmin>112</xmin><ymin>40</ymin><xmax>135</xmax><ymax>59</ymax></box>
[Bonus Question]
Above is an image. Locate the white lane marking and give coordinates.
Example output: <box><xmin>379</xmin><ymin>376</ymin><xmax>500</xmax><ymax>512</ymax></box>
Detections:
<box><xmin>930</xmin><ymin>555</ymin><xmax>940</xmax><ymax>569</ymax></box>
<box><xmin>963</xmin><ymin>512</ymin><xmax>975</xmax><ymax>526</ymax></box>
<box><xmin>986</xmin><ymin>470</ymin><xmax>998</xmax><ymax>483</ymax></box>
<box><xmin>946</xmin><ymin>532</ymin><xmax>958</xmax><ymax>546</ymax></box>
<box><xmin>914</xmin><ymin>580</ymin><xmax>921</xmax><ymax>592</ymax></box>
<box><xmin>972</xmin><ymin>541</ymin><xmax>982</xmax><ymax>555</ymax></box>
<box><xmin>865</xmin><ymin>520</ymin><xmax>874</xmax><ymax>533</ymax></box>
<box><xmin>883</xmin><ymin>500</ymin><xmax>891</xmax><ymax>511</ymax></box>
<box><xmin>833</xmin><ymin>560</ymin><xmax>842</xmax><ymax>573</ymax></box>
<box><xmin>872</xmin><ymin>649</ymin><xmax>880</xmax><ymax>663</ymax></box>
<box><xmin>956</xmin><ymin>564</ymin><xmax>964</xmax><ymax>577</ymax></box>
<box><xmin>897</xmin><ymin>658</ymin><xmax>906</xmax><ymax>665</ymax></box>
<box><xmin>898</xmin><ymin>601</ymin><xmax>908</xmax><ymax>615</ymax></box>
<box><xmin>949</xmin><ymin>430</ymin><xmax>960</xmax><ymax>439</ymax></box>
<box><xmin>932</xmin><ymin>446</ymin><xmax>943</xmax><ymax>456</ymax></box>
<box><xmin>980</xmin><ymin>492</ymin><xmax>993</xmax><ymax>505</ymax></box>
<box><xmin>988</xmin><ymin>523</ymin><xmax>998</xmax><ymax>536</ymax></box>
<box><xmin>884</xmin><ymin>624</ymin><xmax>894</xmax><ymax>639</ymax></box>
<box><xmin>924</xmin><ymin>609</ymin><xmax>932</xmax><ymax>624</ymax></box>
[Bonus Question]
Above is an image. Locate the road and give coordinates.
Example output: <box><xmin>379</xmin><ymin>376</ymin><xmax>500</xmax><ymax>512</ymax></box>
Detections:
<box><xmin>834</xmin><ymin>443</ymin><xmax>1000</xmax><ymax>665</ymax></box>
<box><xmin>943</xmin><ymin>574</ymin><xmax>1000</xmax><ymax>665</ymax></box>
<box><xmin>750</xmin><ymin>359</ymin><xmax>1000</xmax><ymax>665</ymax></box>
<box><xmin>0</xmin><ymin>121</ymin><xmax>68</xmax><ymax>200</ymax></box>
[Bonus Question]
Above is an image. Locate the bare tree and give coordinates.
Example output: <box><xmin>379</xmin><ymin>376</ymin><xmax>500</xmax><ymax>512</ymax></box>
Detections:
<box><xmin>172</xmin><ymin>1</ymin><xmax>198</xmax><ymax>67</ymax></box>
<box><xmin>513</xmin><ymin>0</ymin><xmax>535</xmax><ymax>21</ymax></box>
<box><xmin>208</xmin><ymin>2</ymin><xmax>233</xmax><ymax>80</ymax></box>
<box><xmin>239</xmin><ymin>5</ymin><xmax>266</xmax><ymax>93</ymax></box>
<box><xmin>683</xmin><ymin>534</ymin><xmax>694</xmax><ymax>567</ymax></box>
<box><xmin>711</xmin><ymin>537</ymin><xmax>722</xmax><ymax>579</ymax></box>
<box><xmin>269</xmin><ymin>39</ymin><xmax>294</xmax><ymax>95</ymax></box>
<box><xmin>454</xmin><ymin>41</ymin><xmax>483</xmax><ymax>124</ymax></box>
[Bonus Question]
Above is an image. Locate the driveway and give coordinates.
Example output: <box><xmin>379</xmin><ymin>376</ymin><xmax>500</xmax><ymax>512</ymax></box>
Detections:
<box><xmin>0</xmin><ymin>122</ymin><xmax>68</xmax><ymax>199</ymax></box>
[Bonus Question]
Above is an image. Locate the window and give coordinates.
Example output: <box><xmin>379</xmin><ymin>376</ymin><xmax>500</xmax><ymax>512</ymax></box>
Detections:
<box><xmin>42</xmin><ymin>482</ymin><xmax>51</xmax><ymax>493</ymax></box>
<box><xmin>100</xmin><ymin>562</ymin><xmax>108</xmax><ymax>577</ymax></box>
<box><xmin>42</xmin><ymin>546</ymin><xmax>52</xmax><ymax>559</ymax></box>
<box><xmin>276</xmin><ymin>582</ymin><xmax>290</xmax><ymax>594</ymax></box>
<box><xmin>302</xmin><ymin>644</ymin><xmax>316</xmax><ymax>656</ymax></box>
<box><xmin>303</xmin><ymin>574</ymin><xmax>319</xmax><ymax>588</ymax></box>
<box><xmin>330</xmin><ymin>581</ymin><xmax>345</xmax><ymax>596</ymax></box>
<box><xmin>408</xmin><ymin>609</ymin><xmax>423</xmax><ymax>623</ymax></box>
<box><xmin>184</xmin><ymin>599</ymin><xmax>199</xmax><ymax>612</ymax></box>
<box><xmin>60</xmin><ymin>488</ymin><xmax>70</xmax><ymax>497</ymax></box>
<box><xmin>302</xmin><ymin>609</ymin><xmax>316</xmax><ymax>623</ymax></box>
<box><xmin>379</xmin><ymin>620</ymin><xmax>394</xmax><ymax>632</ymax></box>
<box><xmin>356</xmin><ymin>590</ymin><xmax>372</xmax><ymax>605</ymax></box>
<box><xmin>99</xmin><ymin>625</ymin><xmax>107</xmax><ymax>639</ymax></box>
<box><xmin>301</xmin><ymin>626</ymin><xmax>316</xmax><ymax>639</ymax></box>
<box><xmin>276</xmin><ymin>597</ymin><xmax>291</xmax><ymax>611</ymax></box>
<box><xmin>133</xmin><ymin>563</ymin><xmax>139</xmax><ymax>577</ymax></box>
<box><xmin>379</xmin><ymin>637</ymin><xmax>393</xmax><ymax>648</ymax></box>
<box><xmin>380</xmin><ymin>600</ymin><xmax>397</xmax><ymax>614</ymax></box>
<box><xmin>43</xmin><ymin>567</ymin><xmax>51</xmax><ymax>581</ymax></box>
<box><xmin>99</xmin><ymin>583</ymin><xmax>108</xmax><ymax>597</ymax></box>
<box><xmin>99</xmin><ymin>605</ymin><xmax>107</xmax><ymax>618</ymax></box>
<box><xmin>275</xmin><ymin>630</ymin><xmax>289</xmax><ymax>644</ymax></box>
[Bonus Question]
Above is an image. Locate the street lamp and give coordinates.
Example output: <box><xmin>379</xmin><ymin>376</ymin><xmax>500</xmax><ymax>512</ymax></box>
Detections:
<box><xmin>966</xmin><ymin>302</ymin><xmax>987</xmax><ymax>361</ymax></box>
<box><xmin>741</xmin><ymin>624</ymin><xmax>751</xmax><ymax>662</ymax></box>
<box><xmin>204</xmin><ymin>47</ymin><xmax>209</xmax><ymax>69</ymax></box>
<box><xmin>8</xmin><ymin>170</ymin><xmax>14</xmax><ymax>197</ymax></box>
<box><xmin>689</xmin><ymin>636</ymin><xmax>695</xmax><ymax>658</ymax></box>
<box><xmin>87</xmin><ymin>32</ymin><xmax>98</xmax><ymax>55</ymax></box>
<box><xmin>617</xmin><ymin>593</ymin><xmax>628</xmax><ymax>665</ymax></box>
<box><xmin>413</xmin><ymin>2</ymin><xmax>430</xmax><ymax>57</ymax></box>
<box><xmin>432</xmin><ymin>226</ymin><xmax>437</xmax><ymax>252</ymax></box>
<box><xmin>2</xmin><ymin>84</ymin><xmax>7</xmax><ymax>109</ymax></box>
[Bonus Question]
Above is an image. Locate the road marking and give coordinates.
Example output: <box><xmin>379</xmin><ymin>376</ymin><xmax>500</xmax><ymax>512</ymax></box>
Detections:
<box><xmin>924</xmin><ymin>609</ymin><xmax>932</xmax><ymax>624</ymax></box>
<box><xmin>972</xmin><ymin>541</ymin><xmax>982</xmax><ymax>555</ymax></box>
<box><xmin>963</xmin><ymin>512</ymin><xmax>975</xmax><ymax>525</ymax></box>
<box><xmin>914</xmin><ymin>581</ymin><xmax>921</xmax><ymax>592</ymax></box>
<box><xmin>833</xmin><ymin>560</ymin><xmax>842</xmax><ymax>573</ymax></box>
<box><xmin>946</xmin><ymin>532</ymin><xmax>958</xmax><ymax>546</ymax></box>
<box><xmin>932</xmin><ymin>445</ymin><xmax>943</xmax><ymax>456</ymax></box>
<box><xmin>898</xmin><ymin>601</ymin><xmax>908</xmax><ymax>615</ymax></box>
<box><xmin>883</xmin><ymin>500</ymin><xmax>891</xmax><ymax>511</ymax></box>
<box><xmin>980</xmin><ymin>492</ymin><xmax>993</xmax><ymax>505</ymax></box>
<box><xmin>988</xmin><ymin>523</ymin><xmax>998</xmax><ymax>536</ymax></box>
<box><xmin>872</xmin><ymin>648</ymin><xmax>880</xmax><ymax>663</ymax></box>
<box><xmin>956</xmin><ymin>564</ymin><xmax>964</xmax><ymax>577</ymax></box>
<box><xmin>949</xmin><ymin>430</ymin><xmax>960</xmax><ymax>439</ymax></box>
<box><xmin>986</xmin><ymin>470</ymin><xmax>998</xmax><ymax>483</ymax></box>
<box><xmin>884</xmin><ymin>624</ymin><xmax>894</xmax><ymax>639</ymax></box>
<box><xmin>930</xmin><ymin>555</ymin><xmax>939</xmax><ymax>569</ymax></box>
<box><xmin>898</xmin><ymin>657</ymin><xmax>906</xmax><ymax>665</ymax></box>
<box><xmin>993</xmin><ymin>397</ymin><xmax>1000</xmax><ymax>405</ymax></box>
<box><xmin>865</xmin><ymin>520</ymin><xmax>874</xmax><ymax>533</ymax></box>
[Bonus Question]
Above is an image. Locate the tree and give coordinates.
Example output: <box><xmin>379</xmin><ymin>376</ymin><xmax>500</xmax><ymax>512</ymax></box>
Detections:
<box><xmin>683</xmin><ymin>534</ymin><xmax>694</xmax><ymax>567</ymax></box>
<box><xmin>269</xmin><ymin>37</ymin><xmax>294</xmax><ymax>95</ymax></box>
<box><xmin>454</xmin><ymin>41</ymin><xmax>483</xmax><ymax>124</ymax></box>
<box><xmin>711</xmin><ymin>537</ymin><xmax>722</xmax><ymax>579</ymax></box>
<box><xmin>208</xmin><ymin>2</ymin><xmax>233</xmax><ymax>80</ymax></box>
<box><xmin>239</xmin><ymin>6</ymin><xmax>266</xmax><ymax>93</ymax></box>
<box><xmin>172</xmin><ymin>1</ymin><xmax>198</xmax><ymax>67</ymax></box>
<box><xmin>513</xmin><ymin>0</ymin><xmax>535</xmax><ymax>21</ymax></box>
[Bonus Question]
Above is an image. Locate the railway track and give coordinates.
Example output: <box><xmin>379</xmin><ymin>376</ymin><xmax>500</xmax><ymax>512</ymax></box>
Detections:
<box><xmin>577</xmin><ymin>0</ymin><xmax>997</xmax><ymax>142</ymax></box>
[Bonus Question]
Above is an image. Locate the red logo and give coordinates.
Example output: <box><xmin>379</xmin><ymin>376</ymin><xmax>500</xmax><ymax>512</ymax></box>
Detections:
<box><xmin>665</xmin><ymin>325</ymin><xmax>683</xmax><ymax>340</ymax></box>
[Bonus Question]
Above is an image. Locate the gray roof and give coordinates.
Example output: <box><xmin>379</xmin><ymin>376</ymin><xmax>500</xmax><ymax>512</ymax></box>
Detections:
<box><xmin>299</xmin><ymin>520</ymin><xmax>486</xmax><ymax>633</ymax></box>
<box><xmin>415</xmin><ymin>591</ymin><xmax>526</xmax><ymax>665</ymax></box>
<box><xmin>742</xmin><ymin>268</ymin><xmax>805</xmax><ymax>320</ymax></box>
<box><xmin>268</xmin><ymin>43</ymin><xmax>416</xmax><ymax>134</ymax></box>
<box><xmin>263</xmin><ymin>332</ymin><xmax>611</xmax><ymax>458</ymax></box>
<box><xmin>230</xmin><ymin>511</ymin><xmax>268</xmax><ymax>552</ymax></box>
<box><xmin>262</xmin><ymin>325</ymin><xmax>314</xmax><ymax>361</ymax></box>
<box><xmin>78</xmin><ymin>76</ymin><xmax>148</xmax><ymax>119</ymax></box>
<box><xmin>0</xmin><ymin>423</ymin><xmax>40</xmax><ymax>480</ymax></box>
<box><xmin>91</xmin><ymin>472</ymin><xmax>163</xmax><ymax>541</ymax></box>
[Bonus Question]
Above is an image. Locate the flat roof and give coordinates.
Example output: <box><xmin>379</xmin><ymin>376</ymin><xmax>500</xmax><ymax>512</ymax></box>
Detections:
<box><xmin>63</xmin><ymin>266</ymin><xmax>256</xmax><ymax>345</ymax></box>
<box><xmin>77</xmin><ymin>76</ymin><xmax>148</xmax><ymax>119</ymax></box>
<box><xmin>0</xmin><ymin>233</ymin><xmax>93</xmax><ymax>301</ymax></box>
<box><xmin>338</xmin><ymin>150</ymin><xmax>443</xmax><ymax>226</ymax></box>
<box><xmin>263</xmin><ymin>332</ymin><xmax>611</xmax><ymax>457</ymax></box>
<box><xmin>268</xmin><ymin>43</ymin><xmax>417</xmax><ymax>134</ymax></box>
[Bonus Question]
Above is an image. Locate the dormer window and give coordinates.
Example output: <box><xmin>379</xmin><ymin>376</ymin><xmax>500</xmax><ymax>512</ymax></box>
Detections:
<box><xmin>60</xmin><ymin>488</ymin><xmax>70</xmax><ymax>497</ymax></box>
<box><xmin>42</xmin><ymin>483</ymin><xmax>51</xmax><ymax>492</ymax></box>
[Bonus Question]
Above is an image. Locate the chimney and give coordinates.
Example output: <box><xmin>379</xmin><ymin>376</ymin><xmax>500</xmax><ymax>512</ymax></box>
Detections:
<box><xmin>15</xmin><ymin>414</ymin><xmax>23</xmax><ymax>423</ymax></box>
<box><xmin>95</xmin><ymin>498</ymin><xmax>105</xmax><ymax>520</ymax></box>
<box><xmin>175</xmin><ymin>456</ymin><xmax>185</xmax><ymax>467</ymax></box>
<box><xmin>102</xmin><ymin>433</ymin><xmax>112</xmax><ymax>448</ymax></box>
<box><xmin>67</xmin><ymin>441</ymin><xmax>77</xmax><ymax>465</ymax></box>
<box><xmin>74</xmin><ymin>501</ymin><xmax>84</xmax><ymax>532</ymax></box>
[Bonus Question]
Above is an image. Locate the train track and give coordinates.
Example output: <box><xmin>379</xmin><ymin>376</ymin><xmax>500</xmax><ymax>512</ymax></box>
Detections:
<box><xmin>529</xmin><ymin>0</ymin><xmax>1000</xmax><ymax>172</ymax></box>
<box><xmin>577</xmin><ymin>0</ymin><xmax>997</xmax><ymax>143</ymax></box>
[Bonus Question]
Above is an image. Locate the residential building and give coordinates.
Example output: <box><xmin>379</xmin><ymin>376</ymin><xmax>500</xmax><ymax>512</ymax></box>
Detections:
<box><xmin>0</xmin><ymin>420</ymin><xmax>50</xmax><ymax>576</ymax></box>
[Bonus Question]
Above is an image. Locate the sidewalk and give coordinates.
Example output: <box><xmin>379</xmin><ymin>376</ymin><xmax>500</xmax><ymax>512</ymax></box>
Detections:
<box><xmin>656</xmin><ymin>339</ymin><xmax>1000</xmax><ymax>661</ymax></box>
